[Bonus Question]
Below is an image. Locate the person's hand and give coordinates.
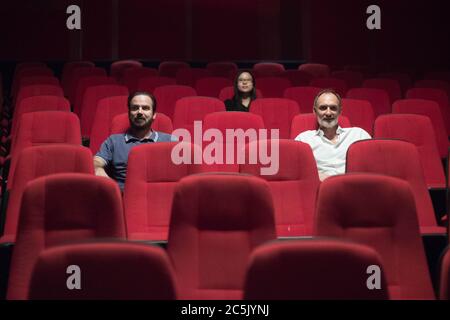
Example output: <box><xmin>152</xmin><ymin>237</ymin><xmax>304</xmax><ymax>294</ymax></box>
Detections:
<box><xmin>95</xmin><ymin>167</ymin><xmax>111</xmax><ymax>178</ymax></box>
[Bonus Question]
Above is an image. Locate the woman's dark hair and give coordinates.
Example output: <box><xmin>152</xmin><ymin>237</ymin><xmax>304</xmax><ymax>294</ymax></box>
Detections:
<box><xmin>128</xmin><ymin>91</ymin><xmax>157</xmax><ymax>112</ymax></box>
<box><xmin>232</xmin><ymin>70</ymin><xmax>257</xmax><ymax>104</ymax></box>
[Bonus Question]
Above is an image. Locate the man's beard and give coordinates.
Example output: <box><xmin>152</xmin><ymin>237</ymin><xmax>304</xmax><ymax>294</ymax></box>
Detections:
<box><xmin>130</xmin><ymin>117</ymin><xmax>153</xmax><ymax>131</ymax></box>
<box><xmin>318</xmin><ymin>118</ymin><xmax>338</xmax><ymax>129</ymax></box>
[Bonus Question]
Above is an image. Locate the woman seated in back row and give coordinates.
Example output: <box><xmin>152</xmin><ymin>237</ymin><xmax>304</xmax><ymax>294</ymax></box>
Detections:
<box><xmin>224</xmin><ymin>70</ymin><xmax>257</xmax><ymax>112</ymax></box>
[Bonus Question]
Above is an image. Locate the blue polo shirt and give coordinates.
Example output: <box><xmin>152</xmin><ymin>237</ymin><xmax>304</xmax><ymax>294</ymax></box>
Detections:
<box><xmin>96</xmin><ymin>130</ymin><xmax>178</xmax><ymax>190</ymax></box>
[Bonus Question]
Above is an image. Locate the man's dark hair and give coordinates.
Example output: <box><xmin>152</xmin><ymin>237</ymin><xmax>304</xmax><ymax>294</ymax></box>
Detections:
<box><xmin>128</xmin><ymin>91</ymin><xmax>157</xmax><ymax>112</ymax></box>
<box><xmin>232</xmin><ymin>70</ymin><xmax>257</xmax><ymax>103</ymax></box>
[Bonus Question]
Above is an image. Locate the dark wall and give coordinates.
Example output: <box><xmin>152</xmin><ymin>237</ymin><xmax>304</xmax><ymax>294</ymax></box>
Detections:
<box><xmin>0</xmin><ymin>0</ymin><xmax>449</xmax><ymax>70</ymax></box>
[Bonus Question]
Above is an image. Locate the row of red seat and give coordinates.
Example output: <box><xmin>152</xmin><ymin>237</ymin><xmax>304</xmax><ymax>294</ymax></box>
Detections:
<box><xmin>4</xmin><ymin>171</ymin><xmax>449</xmax><ymax>299</ymax></box>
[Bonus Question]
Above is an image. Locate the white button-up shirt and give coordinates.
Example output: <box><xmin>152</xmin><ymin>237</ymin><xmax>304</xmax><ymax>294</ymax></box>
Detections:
<box><xmin>295</xmin><ymin>126</ymin><xmax>371</xmax><ymax>175</ymax></box>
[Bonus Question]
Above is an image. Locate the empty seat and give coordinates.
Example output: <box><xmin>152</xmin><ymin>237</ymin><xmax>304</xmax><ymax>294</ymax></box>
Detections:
<box><xmin>207</xmin><ymin>62</ymin><xmax>238</xmax><ymax>77</ymax></box>
<box><xmin>315</xmin><ymin>174</ymin><xmax>435</xmax><ymax>299</ymax></box>
<box><xmin>12</xmin><ymin>67</ymin><xmax>54</xmax><ymax>99</ymax></box>
<box><xmin>175</xmin><ymin>68</ymin><xmax>210</xmax><ymax>87</ymax></box>
<box><xmin>10</xmin><ymin>96</ymin><xmax>71</xmax><ymax>139</ymax></box>
<box><xmin>0</xmin><ymin>145</ymin><xmax>94</xmax><ymax>243</ymax></box>
<box><xmin>346</xmin><ymin>88</ymin><xmax>391</xmax><ymax>117</ymax></box>
<box><xmin>282</xmin><ymin>70</ymin><xmax>313</xmax><ymax>87</ymax></box>
<box><xmin>195</xmin><ymin>77</ymin><xmax>232</xmax><ymax>97</ymax></box>
<box><xmin>363</xmin><ymin>78</ymin><xmax>402</xmax><ymax>104</ymax></box>
<box><xmin>19</xmin><ymin>76</ymin><xmax>60</xmax><ymax>89</ymax></box>
<box><xmin>136</xmin><ymin>76</ymin><xmax>177</xmax><ymax>93</ymax></box>
<box><xmin>249</xmin><ymin>98</ymin><xmax>299</xmax><ymax>139</ymax></box>
<box><xmin>392</xmin><ymin>99</ymin><xmax>449</xmax><ymax>159</ymax></box>
<box><xmin>89</xmin><ymin>95</ymin><xmax>129</xmax><ymax>154</ymax></box>
<box><xmin>79</xmin><ymin>84</ymin><xmax>129</xmax><ymax>138</ymax></box>
<box><xmin>124</xmin><ymin>142</ymin><xmax>202</xmax><ymax>241</ymax></box>
<box><xmin>158</xmin><ymin>61</ymin><xmax>189</xmax><ymax>77</ymax></box>
<box><xmin>331</xmin><ymin>70</ymin><xmax>364</xmax><ymax>89</ymax></box>
<box><xmin>219</xmin><ymin>86</ymin><xmax>263</xmax><ymax>101</ymax></box>
<box><xmin>110</xmin><ymin>60</ymin><xmax>142</xmax><ymax>81</ymax></box>
<box><xmin>67</xmin><ymin>67</ymin><xmax>107</xmax><ymax>105</ymax></box>
<box><xmin>346</xmin><ymin>139</ymin><xmax>445</xmax><ymax>235</ymax></box>
<box><xmin>240</xmin><ymin>140</ymin><xmax>320</xmax><ymax>236</ymax></box>
<box><xmin>341</xmin><ymin>98</ymin><xmax>375</xmax><ymax>135</ymax></box>
<box><xmin>244</xmin><ymin>240</ymin><xmax>388</xmax><ymax>300</ymax></box>
<box><xmin>253</xmin><ymin>62</ymin><xmax>285</xmax><ymax>77</ymax></box>
<box><xmin>29</xmin><ymin>242</ymin><xmax>177</xmax><ymax>300</ymax></box>
<box><xmin>415</xmin><ymin>80</ymin><xmax>450</xmax><ymax>96</ymax></box>
<box><xmin>72</xmin><ymin>75</ymin><xmax>117</xmax><ymax>116</ymax></box>
<box><xmin>61</xmin><ymin>61</ymin><xmax>95</xmax><ymax>95</ymax></box>
<box><xmin>167</xmin><ymin>173</ymin><xmax>276</xmax><ymax>299</ymax></box>
<box><xmin>440</xmin><ymin>249</ymin><xmax>450</xmax><ymax>300</ymax></box>
<box><xmin>15</xmin><ymin>84</ymin><xmax>64</xmax><ymax>111</ymax></box>
<box><xmin>310</xmin><ymin>77</ymin><xmax>348</xmax><ymax>96</ymax></box>
<box><xmin>290</xmin><ymin>113</ymin><xmax>351</xmax><ymax>139</ymax></box>
<box><xmin>378</xmin><ymin>72</ymin><xmax>412</xmax><ymax>95</ymax></box>
<box><xmin>374</xmin><ymin>114</ymin><xmax>446</xmax><ymax>189</ymax></box>
<box><xmin>406</xmin><ymin>87</ymin><xmax>450</xmax><ymax>135</ymax></box>
<box><xmin>298</xmin><ymin>63</ymin><xmax>330</xmax><ymax>78</ymax></box>
<box><xmin>7</xmin><ymin>111</ymin><xmax>82</xmax><ymax>190</ymax></box>
<box><xmin>122</xmin><ymin>67</ymin><xmax>159</xmax><ymax>92</ymax></box>
<box><xmin>7</xmin><ymin>173</ymin><xmax>126</xmax><ymax>300</ymax></box>
<box><xmin>110</xmin><ymin>112</ymin><xmax>173</xmax><ymax>135</ymax></box>
<box><xmin>283</xmin><ymin>86</ymin><xmax>322</xmax><ymax>113</ymax></box>
<box><xmin>153</xmin><ymin>85</ymin><xmax>197</xmax><ymax>119</ymax></box>
<box><xmin>256</xmin><ymin>77</ymin><xmax>292</xmax><ymax>98</ymax></box>
<box><xmin>172</xmin><ymin>96</ymin><xmax>225</xmax><ymax>137</ymax></box>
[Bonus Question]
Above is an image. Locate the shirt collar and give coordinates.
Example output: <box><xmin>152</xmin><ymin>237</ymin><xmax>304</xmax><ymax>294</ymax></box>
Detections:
<box><xmin>315</xmin><ymin>125</ymin><xmax>344</xmax><ymax>136</ymax></box>
<box><xmin>124</xmin><ymin>130</ymin><xmax>158</xmax><ymax>143</ymax></box>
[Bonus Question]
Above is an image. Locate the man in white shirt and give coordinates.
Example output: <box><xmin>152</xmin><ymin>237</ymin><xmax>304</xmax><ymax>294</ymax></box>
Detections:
<box><xmin>295</xmin><ymin>89</ymin><xmax>371</xmax><ymax>181</ymax></box>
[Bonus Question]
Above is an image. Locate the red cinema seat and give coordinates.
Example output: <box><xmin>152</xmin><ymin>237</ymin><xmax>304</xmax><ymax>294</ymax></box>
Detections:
<box><xmin>61</xmin><ymin>61</ymin><xmax>95</xmax><ymax>95</ymax></box>
<box><xmin>7</xmin><ymin>111</ymin><xmax>81</xmax><ymax>190</ymax></box>
<box><xmin>256</xmin><ymin>77</ymin><xmax>292</xmax><ymax>98</ymax></box>
<box><xmin>158</xmin><ymin>61</ymin><xmax>189</xmax><ymax>77</ymax></box>
<box><xmin>341</xmin><ymin>98</ymin><xmax>375</xmax><ymax>136</ymax></box>
<box><xmin>393</xmin><ymin>99</ymin><xmax>449</xmax><ymax>159</ymax></box>
<box><xmin>244</xmin><ymin>240</ymin><xmax>388</xmax><ymax>300</ymax></box>
<box><xmin>315</xmin><ymin>174</ymin><xmax>435</xmax><ymax>299</ymax></box>
<box><xmin>253</xmin><ymin>62</ymin><xmax>285</xmax><ymax>77</ymax></box>
<box><xmin>249</xmin><ymin>98</ymin><xmax>300</xmax><ymax>139</ymax></box>
<box><xmin>346</xmin><ymin>139</ymin><xmax>445</xmax><ymax>235</ymax></box>
<box><xmin>136</xmin><ymin>76</ymin><xmax>177</xmax><ymax>93</ymax></box>
<box><xmin>207</xmin><ymin>62</ymin><xmax>238</xmax><ymax>77</ymax></box>
<box><xmin>240</xmin><ymin>140</ymin><xmax>320</xmax><ymax>236</ymax></box>
<box><xmin>310</xmin><ymin>77</ymin><xmax>348</xmax><ymax>96</ymax></box>
<box><xmin>79</xmin><ymin>84</ymin><xmax>129</xmax><ymax>138</ymax></box>
<box><xmin>195</xmin><ymin>77</ymin><xmax>232</xmax><ymax>98</ymax></box>
<box><xmin>122</xmin><ymin>67</ymin><xmax>159</xmax><ymax>92</ymax></box>
<box><xmin>110</xmin><ymin>112</ymin><xmax>173</xmax><ymax>135</ymax></box>
<box><xmin>346</xmin><ymin>88</ymin><xmax>391</xmax><ymax>117</ymax></box>
<box><xmin>378</xmin><ymin>72</ymin><xmax>412</xmax><ymax>95</ymax></box>
<box><xmin>19</xmin><ymin>76</ymin><xmax>60</xmax><ymax>89</ymax></box>
<box><xmin>153</xmin><ymin>85</ymin><xmax>197</xmax><ymax>119</ymax></box>
<box><xmin>298</xmin><ymin>63</ymin><xmax>330</xmax><ymax>78</ymax></box>
<box><xmin>124</xmin><ymin>142</ymin><xmax>202</xmax><ymax>241</ymax></box>
<box><xmin>218</xmin><ymin>87</ymin><xmax>263</xmax><ymax>101</ymax></box>
<box><xmin>282</xmin><ymin>70</ymin><xmax>313</xmax><ymax>87</ymax></box>
<box><xmin>290</xmin><ymin>113</ymin><xmax>351</xmax><ymax>139</ymax></box>
<box><xmin>331</xmin><ymin>70</ymin><xmax>364</xmax><ymax>89</ymax></box>
<box><xmin>12</xmin><ymin>67</ymin><xmax>54</xmax><ymax>99</ymax></box>
<box><xmin>6</xmin><ymin>173</ymin><xmax>126</xmax><ymax>300</ymax></box>
<box><xmin>29</xmin><ymin>242</ymin><xmax>177</xmax><ymax>300</ymax></box>
<box><xmin>0</xmin><ymin>145</ymin><xmax>94</xmax><ymax>244</ymax></box>
<box><xmin>172</xmin><ymin>96</ymin><xmax>225</xmax><ymax>137</ymax></box>
<box><xmin>67</xmin><ymin>67</ymin><xmax>107</xmax><ymax>104</ymax></box>
<box><xmin>415</xmin><ymin>80</ymin><xmax>450</xmax><ymax>96</ymax></box>
<box><xmin>89</xmin><ymin>95</ymin><xmax>129</xmax><ymax>154</ymax></box>
<box><xmin>283</xmin><ymin>86</ymin><xmax>322</xmax><ymax>114</ymax></box>
<box><xmin>110</xmin><ymin>60</ymin><xmax>142</xmax><ymax>81</ymax></box>
<box><xmin>175</xmin><ymin>68</ymin><xmax>210</xmax><ymax>87</ymax></box>
<box><xmin>167</xmin><ymin>173</ymin><xmax>276</xmax><ymax>299</ymax></box>
<box><xmin>406</xmin><ymin>87</ymin><xmax>450</xmax><ymax>135</ymax></box>
<box><xmin>440</xmin><ymin>249</ymin><xmax>450</xmax><ymax>300</ymax></box>
<box><xmin>363</xmin><ymin>78</ymin><xmax>402</xmax><ymax>104</ymax></box>
<box><xmin>374</xmin><ymin>114</ymin><xmax>446</xmax><ymax>189</ymax></box>
<box><xmin>10</xmin><ymin>96</ymin><xmax>71</xmax><ymax>139</ymax></box>
<box><xmin>72</xmin><ymin>76</ymin><xmax>117</xmax><ymax>116</ymax></box>
<box><xmin>15</xmin><ymin>84</ymin><xmax>63</xmax><ymax>111</ymax></box>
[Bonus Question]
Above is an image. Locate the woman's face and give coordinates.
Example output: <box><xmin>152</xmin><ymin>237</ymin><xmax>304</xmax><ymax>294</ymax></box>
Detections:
<box><xmin>237</xmin><ymin>72</ymin><xmax>254</xmax><ymax>93</ymax></box>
